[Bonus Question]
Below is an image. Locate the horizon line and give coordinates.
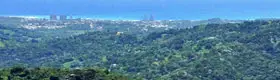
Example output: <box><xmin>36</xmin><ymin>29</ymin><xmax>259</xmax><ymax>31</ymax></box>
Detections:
<box><xmin>1</xmin><ymin>15</ymin><xmax>280</xmax><ymax>21</ymax></box>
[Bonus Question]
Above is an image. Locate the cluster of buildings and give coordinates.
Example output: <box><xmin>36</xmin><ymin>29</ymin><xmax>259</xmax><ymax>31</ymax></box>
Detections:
<box><xmin>50</xmin><ymin>15</ymin><xmax>73</xmax><ymax>21</ymax></box>
<box><xmin>17</xmin><ymin>14</ymin><xmax>172</xmax><ymax>30</ymax></box>
<box><xmin>19</xmin><ymin>15</ymin><xmax>81</xmax><ymax>29</ymax></box>
<box><xmin>142</xmin><ymin>15</ymin><xmax>155</xmax><ymax>21</ymax></box>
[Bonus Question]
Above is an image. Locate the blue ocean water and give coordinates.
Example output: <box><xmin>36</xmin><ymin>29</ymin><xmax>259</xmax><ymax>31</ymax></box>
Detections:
<box><xmin>1</xmin><ymin>0</ymin><xmax>280</xmax><ymax>20</ymax></box>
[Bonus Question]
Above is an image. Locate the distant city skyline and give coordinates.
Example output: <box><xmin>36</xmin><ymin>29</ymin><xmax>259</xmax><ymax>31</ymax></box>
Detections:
<box><xmin>1</xmin><ymin>0</ymin><xmax>280</xmax><ymax>20</ymax></box>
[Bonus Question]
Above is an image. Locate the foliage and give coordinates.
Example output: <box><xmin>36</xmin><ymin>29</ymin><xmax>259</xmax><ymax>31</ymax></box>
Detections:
<box><xmin>0</xmin><ymin>67</ymin><xmax>130</xmax><ymax>80</ymax></box>
<box><xmin>1</xmin><ymin>20</ymin><xmax>280</xmax><ymax>79</ymax></box>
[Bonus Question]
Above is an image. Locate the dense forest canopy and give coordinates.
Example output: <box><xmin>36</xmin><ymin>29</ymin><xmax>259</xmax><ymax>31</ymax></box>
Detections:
<box><xmin>0</xmin><ymin>20</ymin><xmax>280</xmax><ymax>79</ymax></box>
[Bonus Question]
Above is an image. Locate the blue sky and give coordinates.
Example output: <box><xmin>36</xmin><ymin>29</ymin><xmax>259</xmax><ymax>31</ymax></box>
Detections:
<box><xmin>1</xmin><ymin>0</ymin><xmax>280</xmax><ymax>20</ymax></box>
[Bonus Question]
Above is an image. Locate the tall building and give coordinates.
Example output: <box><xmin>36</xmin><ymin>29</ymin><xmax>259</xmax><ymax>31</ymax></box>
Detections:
<box><xmin>59</xmin><ymin>15</ymin><xmax>67</xmax><ymax>20</ymax></box>
<box><xmin>142</xmin><ymin>15</ymin><xmax>155</xmax><ymax>21</ymax></box>
<box><xmin>149</xmin><ymin>15</ymin><xmax>154</xmax><ymax>21</ymax></box>
<box><xmin>50</xmin><ymin>15</ymin><xmax>57</xmax><ymax>20</ymax></box>
<box><xmin>69</xmin><ymin>16</ymin><xmax>73</xmax><ymax>19</ymax></box>
<box><xmin>142</xmin><ymin>15</ymin><xmax>149</xmax><ymax>21</ymax></box>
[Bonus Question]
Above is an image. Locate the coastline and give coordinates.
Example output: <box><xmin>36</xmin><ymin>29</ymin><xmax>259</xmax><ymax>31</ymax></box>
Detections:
<box><xmin>1</xmin><ymin>14</ymin><xmax>279</xmax><ymax>21</ymax></box>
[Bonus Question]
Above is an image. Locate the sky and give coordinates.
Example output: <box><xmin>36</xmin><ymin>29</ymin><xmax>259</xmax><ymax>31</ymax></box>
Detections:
<box><xmin>1</xmin><ymin>0</ymin><xmax>280</xmax><ymax>20</ymax></box>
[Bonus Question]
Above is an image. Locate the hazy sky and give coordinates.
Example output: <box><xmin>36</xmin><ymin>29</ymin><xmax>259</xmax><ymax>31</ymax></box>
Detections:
<box><xmin>1</xmin><ymin>0</ymin><xmax>280</xmax><ymax>19</ymax></box>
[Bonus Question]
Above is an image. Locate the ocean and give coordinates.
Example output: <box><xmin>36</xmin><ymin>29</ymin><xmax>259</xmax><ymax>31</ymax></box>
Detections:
<box><xmin>1</xmin><ymin>0</ymin><xmax>280</xmax><ymax>20</ymax></box>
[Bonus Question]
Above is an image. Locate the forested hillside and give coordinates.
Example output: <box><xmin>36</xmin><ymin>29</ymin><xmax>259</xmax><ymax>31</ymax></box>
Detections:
<box><xmin>1</xmin><ymin>20</ymin><xmax>280</xmax><ymax>79</ymax></box>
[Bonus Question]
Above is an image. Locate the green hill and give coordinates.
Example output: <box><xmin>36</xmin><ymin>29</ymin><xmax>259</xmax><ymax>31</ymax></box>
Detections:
<box><xmin>0</xmin><ymin>20</ymin><xmax>280</xmax><ymax>79</ymax></box>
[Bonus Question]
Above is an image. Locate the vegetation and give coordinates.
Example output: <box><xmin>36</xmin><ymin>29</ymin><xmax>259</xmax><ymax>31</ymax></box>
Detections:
<box><xmin>0</xmin><ymin>20</ymin><xmax>280</xmax><ymax>79</ymax></box>
<box><xmin>0</xmin><ymin>67</ymin><xmax>129</xmax><ymax>80</ymax></box>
